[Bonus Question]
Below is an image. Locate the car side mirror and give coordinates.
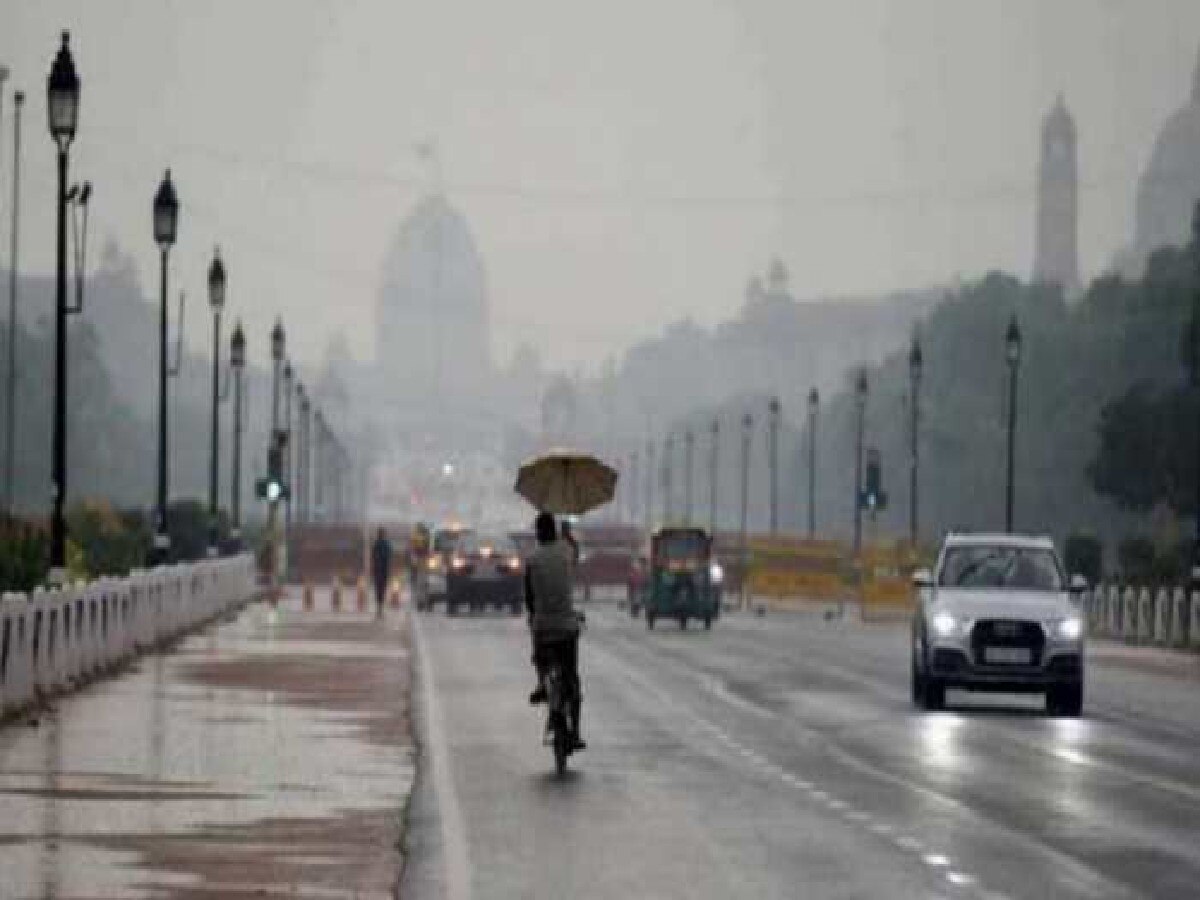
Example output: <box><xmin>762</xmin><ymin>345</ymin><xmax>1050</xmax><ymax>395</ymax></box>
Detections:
<box><xmin>1068</xmin><ymin>574</ymin><xmax>1088</xmax><ymax>595</ymax></box>
<box><xmin>912</xmin><ymin>568</ymin><xmax>933</xmax><ymax>590</ymax></box>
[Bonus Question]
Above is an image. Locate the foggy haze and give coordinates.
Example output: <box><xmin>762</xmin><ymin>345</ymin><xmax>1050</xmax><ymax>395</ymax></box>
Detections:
<box><xmin>3</xmin><ymin>1</ymin><xmax>1200</xmax><ymax>372</ymax></box>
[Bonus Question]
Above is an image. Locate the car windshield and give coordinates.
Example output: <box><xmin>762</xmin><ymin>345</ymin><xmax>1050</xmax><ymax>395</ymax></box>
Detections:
<box><xmin>656</xmin><ymin>532</ymin><xmax>709</xmax><ymax>561</ymax></box>
<box><xmin>433</xmin><ymin>530</ymin><xmax>474</xmax><ymax>553</ymax></box>
<box><xmin>937</xmin><ymin>546</ymin><xmax>1064</xmax><ymax>591</ymax></box>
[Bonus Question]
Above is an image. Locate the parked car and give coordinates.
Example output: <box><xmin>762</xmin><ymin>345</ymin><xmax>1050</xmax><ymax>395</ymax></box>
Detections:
<box><xmin>911</xmin><ymin>533</ymin><xmax>1087</xmax><ymax>715</ymax></box>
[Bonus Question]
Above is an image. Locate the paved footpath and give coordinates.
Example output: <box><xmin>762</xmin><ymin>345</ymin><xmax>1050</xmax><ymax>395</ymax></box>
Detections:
<box><xmin>0</xmin><ymin>591</ymin><xmax>415</xmax><ymax>900</ymax></box>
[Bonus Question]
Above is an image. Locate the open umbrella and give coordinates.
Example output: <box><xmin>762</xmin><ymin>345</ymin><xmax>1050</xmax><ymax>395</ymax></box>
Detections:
<box><xmin>515</xmin><ymin>450</ymin><xmax>618</xmax><ymax>516</ymax></box>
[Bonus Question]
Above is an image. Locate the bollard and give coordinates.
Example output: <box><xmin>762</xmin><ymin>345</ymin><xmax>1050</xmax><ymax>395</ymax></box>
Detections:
<box><xmin>331</xmin><ymin>576</ymin><xmax>342</xmax><ymax>611</ymax></box>
<box><xmin>1154</xmin><ymin>588</ymin><xmax>1171</xmax><ymax>645</ymax></box>
<box><xmin>1190</xmin><ymin>591</ymin><xmax>1200</xmax><ymax>650</ymax></box>
<box><xmin>303</xmin><ymin>581</ymin><xmax>314</xmax><ymax>611</ymax></box>
<box><xmin>1137</xmin><ymin>588</ymin><xmax>1154</xmax><ymax>644</ymax></box>
<box><xmin>389</xmin><ymin>577</ymin><xmax>402</xmax><ymax>609</ymax></box>
<box><xmin>357</xmin><ymin>576</ymin><xmax>368</xmax><ymax>612</ymax></box>
<box><xmin>1171</xmin><ymin>587</ymin><xmax>1188</xmax><ymax>648</ymax></box>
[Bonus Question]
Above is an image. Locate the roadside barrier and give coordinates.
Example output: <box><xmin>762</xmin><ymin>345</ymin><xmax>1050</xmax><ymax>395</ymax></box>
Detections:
<box><xmin>331</xmin><ymin>575</ymin><xmax>342</xmax><ymax>610</ymax></box>
<box><xmin>357</xmin><ymin>576</ymin><xmax>368</xmax><ymax>612</ymax></box>
<box><xmin>1</xmin><ymin>554</ymin><xmax>256</xmax><ymax>721</ymax></box>
<box><xmin>1084</xmin><ymin>583</ymin><xmax>1200</xmax><ymax>652</ymax></box>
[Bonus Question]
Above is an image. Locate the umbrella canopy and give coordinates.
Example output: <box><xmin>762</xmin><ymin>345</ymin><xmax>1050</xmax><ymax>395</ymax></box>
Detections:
<box><xmin>515</xmin><ymin>450</ymin><xmax>618</xmax><ymax>516</ymax></box>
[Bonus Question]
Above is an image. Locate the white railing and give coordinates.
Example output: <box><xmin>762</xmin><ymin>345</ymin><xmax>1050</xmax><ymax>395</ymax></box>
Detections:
<box><xmin>1083</xmin><ymin>583</ymin><xmax>1200</xmax><ymax>649</ymax></box>
<box><xmin>0</xmin><ymin>554</ymin><xmax>257</xmax><ymax>720</ymax></box>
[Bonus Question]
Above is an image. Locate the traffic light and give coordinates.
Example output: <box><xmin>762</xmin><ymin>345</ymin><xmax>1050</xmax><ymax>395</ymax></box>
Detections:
<box><xmin>860</xmin><ymin>448</ymin><xmax>887</xmax><ymax>511</ymax></box>
<box><xmin>256</xmin><ymin>431</ymin><xmax>290</xmax><ymax>502</ymax></box>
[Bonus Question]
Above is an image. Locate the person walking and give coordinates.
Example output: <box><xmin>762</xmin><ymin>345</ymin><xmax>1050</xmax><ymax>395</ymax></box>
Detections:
<box><xmin>371</xmin><ymin>527</ymin><xmax>393</xmax><ymax>618</ymax></box>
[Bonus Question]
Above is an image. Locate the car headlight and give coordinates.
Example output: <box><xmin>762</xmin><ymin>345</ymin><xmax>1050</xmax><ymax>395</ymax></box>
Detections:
<box><xmin>1055</xmin><ymin>617</ymin><xmax>1084</xmax><ymax>641</ymax></box>
<box><xmin>709</xmin><ymin>562</ymin><xmax>724</xmax><ymax>584</ymax></box>
<box><xmin>451</xmin><ymin>555</ymin><xmax>467</xmax><ymax>571</ymax></box>
<box><xmin>931</xmin><ymin>612</ymin><xmax>959</xmax><ymax>638</ymax></box>
<box><xmin>427</xmin><ymin>557</ymin><xmax>441</xmax><ymax>571</ymax></box>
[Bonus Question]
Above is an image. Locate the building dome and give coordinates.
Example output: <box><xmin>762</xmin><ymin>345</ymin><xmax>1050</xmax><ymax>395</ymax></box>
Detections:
<box><xmin>1129</xmin><ymin>47</ymin><xmax>1200</xmax><ymax>273</ymax></box>
<box><xmin>376</xmin><ymin>194</ymin><xmax>491</xmax><ymax>404</ymax></box>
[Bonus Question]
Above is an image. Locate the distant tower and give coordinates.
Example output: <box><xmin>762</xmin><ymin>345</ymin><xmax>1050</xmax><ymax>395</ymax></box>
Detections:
<box><xmin>1033</xmin><ymin>95</ymin><xmax>1080</xmax><ymax>295</ymax></box>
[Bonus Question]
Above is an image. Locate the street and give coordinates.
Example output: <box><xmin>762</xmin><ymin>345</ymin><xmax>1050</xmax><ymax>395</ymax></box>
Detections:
<box><xmin>404</xmin><ymin>602</ymin><xmax>1200</xmax><ymax>900</ymax></box>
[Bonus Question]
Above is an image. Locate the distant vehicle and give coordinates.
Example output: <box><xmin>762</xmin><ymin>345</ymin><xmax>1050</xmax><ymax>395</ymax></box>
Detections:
<box><xmin>639</xmin><ymin>527</ymin><xmax>722</xmax><ymax>630</ymax></box>
<box><xmin>422</xmin><ymin>524</ymin><xmax>475</xmax><ymax>611</ymax></box>
<box><xmin>445</xmin><ymin>532</ymin><xmax>524</xmax><ymax>616</ymax></box>
<box><xmin>911</xmin><ymin>533</ymin><xmax>1087</xmax><ymax>716</ymax></box>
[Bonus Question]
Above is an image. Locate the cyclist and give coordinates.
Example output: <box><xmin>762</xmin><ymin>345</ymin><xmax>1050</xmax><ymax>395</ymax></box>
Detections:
<box><xmin>524</xmin><ymin>512</ymin><xmax>585</xmax><ymax>751</ymax></box>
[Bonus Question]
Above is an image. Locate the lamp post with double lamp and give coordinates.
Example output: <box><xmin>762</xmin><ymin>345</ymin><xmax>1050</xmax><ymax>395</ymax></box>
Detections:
<box><xmin>807</xmin><ymin>388</ymin><xmax>818</xmax><ymax>538</ymax></box>
<box><xmin>767</xmin><ymin>396</ymin><xmax>781</xmax><ymax>534</ymax></box>
<box><xmin>229</xmin><ymin>321</ymin><xmax>245</xmax><ymax>545</ymax></box>
<box><xmin>1004</xmin><ymin>315</ymin><xmax>1022</xmax><ymax>533</ymax></box>
<box><xmin>853</xmin><ymin>370</ymin><xmax>868</xmax><ymax>555</ymax></box>
<box><xmin>151</xmin><ymin>169</ymin><xmax>178</xmax><ymax>564</ymax></box>
<box><xmin>207</xmin><ymin>248</ymin><xmax>226</xmax><ymax>554</ymax></box>
<box><xmin>908</xmin><ymin>333</ymin><xmax>923</xmax><ymax>545</ymax></box>
<box><xmin>46</xmin><ymin>32</ymin><xmax>80</xmax><ymax>579</ymax></box>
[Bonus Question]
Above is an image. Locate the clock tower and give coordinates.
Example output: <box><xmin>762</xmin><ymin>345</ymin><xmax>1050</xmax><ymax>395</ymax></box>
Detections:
<box><xmin>1033</xmin><ymin>95</ymin><xmax>1080</xmax><ymax>295</ymax></box>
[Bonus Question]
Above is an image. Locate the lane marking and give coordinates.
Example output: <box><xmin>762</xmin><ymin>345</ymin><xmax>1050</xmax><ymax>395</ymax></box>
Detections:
<box><xmin>412</xmin><ymin>614</ymin><xmax>473</xmax><ymax>900</ymax></box>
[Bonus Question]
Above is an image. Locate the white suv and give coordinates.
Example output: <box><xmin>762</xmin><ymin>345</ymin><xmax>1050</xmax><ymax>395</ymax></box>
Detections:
<box><xmin>911</xmin><ymin>533</ymin><xmax>1086</xmax><ymax>716</ymax></box>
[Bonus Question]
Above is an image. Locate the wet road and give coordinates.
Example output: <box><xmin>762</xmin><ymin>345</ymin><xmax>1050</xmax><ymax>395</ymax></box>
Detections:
<box><xmin>0</xmin><ymin>595</ymin><xmax>414</xmax><ymax>899</ymax></box>
<box><xmin>405</xmin><ymin>603</ymin><xmax>1200</xmax><ymax>900</ymax></box>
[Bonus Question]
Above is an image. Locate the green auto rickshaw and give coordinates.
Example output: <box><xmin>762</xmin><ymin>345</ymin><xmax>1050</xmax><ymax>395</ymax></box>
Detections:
<box><xmin>641</xmin><ymin>527</ymin><xmax>723</xmax><ymax>630</ymax></box>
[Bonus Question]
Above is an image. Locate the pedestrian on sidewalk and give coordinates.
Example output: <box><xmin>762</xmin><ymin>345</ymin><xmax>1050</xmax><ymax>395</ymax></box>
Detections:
<box><xmin>371</xmin><ymin>527</ymin><xmax>393</xmax><ymax>618</ymax></box>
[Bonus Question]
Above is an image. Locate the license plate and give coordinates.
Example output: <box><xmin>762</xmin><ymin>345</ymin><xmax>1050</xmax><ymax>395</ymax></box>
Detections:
<box><xmin>984</xmin><ymin>646</ymin><xmax>1031</xmax><ymax>665</ymax></box>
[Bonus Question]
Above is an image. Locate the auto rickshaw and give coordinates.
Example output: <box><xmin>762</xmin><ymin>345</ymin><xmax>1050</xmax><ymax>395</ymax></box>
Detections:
<box><xmin>640</xmin><ymin>527</ymin><xmax>722</xmax><ymax>630</ymax></box>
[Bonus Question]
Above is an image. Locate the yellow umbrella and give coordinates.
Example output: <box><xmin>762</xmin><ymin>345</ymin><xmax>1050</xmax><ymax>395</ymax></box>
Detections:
<box><xmin>515</xmin><ymin>449</ymin><xmax>618</xmax><ymax>515</ymax></box>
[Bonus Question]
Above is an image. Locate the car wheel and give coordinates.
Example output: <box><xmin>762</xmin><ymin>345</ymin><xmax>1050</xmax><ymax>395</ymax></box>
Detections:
<box><xmin>679</xmin><ymin>616</ymin><xmax>688</xmax><ymax>630</ymax></box>
<box><xmin>1048</xmin><ymin>683</ymin><xmax>1083</xmax><ymax>717</ymax></box>
<box><xmin>510</xmin><ymin>601</ymin><xmax>521</xmax><ymax>616</ymax></box>
<box><xmin>704</xmin><ymin>616</ymin><xmax>712</xmax><ymax>630</ymax></box>
<box><xmin>922</xmin><ymin>678</ymin><xmax>945</xmax><ymax>711</ymax></box>
<box><xmin>446</xmin><ymin>601</ymin><xmax>457</xmax><ymax>616</ymax></box>
<box><xmin>647</xmin><ymin>614</ymin><xmax>656</xmax><ymax>630</ymax></box>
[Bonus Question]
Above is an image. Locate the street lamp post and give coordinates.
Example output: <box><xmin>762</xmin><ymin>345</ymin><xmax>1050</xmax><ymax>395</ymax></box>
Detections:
<box><xmin>47</xmin><ymin>31</ymin><xmax>80</xmax><ymax>579</ymax></box>
<box><xmin>807</xmin><ymin>388</ymin><xmax>818</xmax><ymax>538</ymax></box>
<box><xmin>909</xmin><ymin>334</ymin><xmax>923</xmax><ymax>545</ymax></box>
<box><xmin>229</xmin><ymin>321</ymin><xmax>245</xmax><ymax>542</ymax></box>
<box><xmin>1005</xmin><ymin>315</ymin><xmax>1022</xmax><ymax>533</ymax></box>
<box><xmin>739</xmin><ymin>412</ymin><xmax>751</xmax><ymax>608</ymax></box>
<box><xmin>853</xmin><ymin>370</ymin><xmax>868</xmax><ymax>555</ymax></box>
<box><xmin>663</xmin><ymin>433</ymin><xmax>674</xmax><ymax>523</ymax></box>
<box><xmin>684</xmin><ymin>429</ymin><xmax>695</xmax><ymax>526</ymax></box>
<box><xmin>4</xmin><ymin>89</ymin><xmax>23</xmax><ymax>516</ymax></box>
<box><xmin>767</xmin><ymin>396</ymin><xmax>781</xmax><ymax>534</ymax></box>
<box><xmin>151</xmin><ymin>169</ymin><xmax>178</xmax><ymax>564</ymax></box>
<box><xmin>645</xmin><ymin>439</ymin><xmax>655</xmax><ymax>531</ymax></box>
<box><xmin>313</xmin><ymin>409</ymin><xmax>324</xmax><ymax>523</ymax></box>
<box><xmin>207</xmin><ymin>248</ymin><xmax>225</xmax><ymax>554</ymax></box>
<box><xmin>709</xmin><ymin>418</ymin><xmax>719</xmax><ymax>536</ymax></box>
<box><xmin>297</xmin><ymin>385</ymin><xmax>308</xmax><ymax>525</ymax></box>
<box><xmin>269</xmin><ymin>320</ymin><xmax>285</xmax><ymax>577</ymax></box>
<box><xmin>282</xmin><ymin>360</ymin><xmax>293</xmax><ymax>573</ymax></box>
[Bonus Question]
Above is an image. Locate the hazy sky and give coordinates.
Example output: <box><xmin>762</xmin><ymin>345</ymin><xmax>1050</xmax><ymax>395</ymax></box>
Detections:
<box><xmin>3</xmin><ymin>1</ymin><xmax>1200</xmax><ymax>372</ymax></box>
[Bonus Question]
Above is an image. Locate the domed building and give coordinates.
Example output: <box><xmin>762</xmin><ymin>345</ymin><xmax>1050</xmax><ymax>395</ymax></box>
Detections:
<box><xmin>376</xmin><ymin>194</ymin><xmax>491</xmax><ymax>407</ymax></box>
<box><xmin>1126</xmin><ymin>49</ymin><xmax>1200</xmax><ymax>274</ymax></box>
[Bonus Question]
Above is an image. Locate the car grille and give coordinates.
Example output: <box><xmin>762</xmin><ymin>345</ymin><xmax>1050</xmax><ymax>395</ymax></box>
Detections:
<box><xmin>969</xmin><ymin>619</ymin><xmax>1045</xmax><ymax>667</ymax></box>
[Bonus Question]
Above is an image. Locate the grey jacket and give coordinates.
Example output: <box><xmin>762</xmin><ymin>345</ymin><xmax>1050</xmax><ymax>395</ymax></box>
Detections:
<box><xmin>526</xmin><ymin>541</ymin><xmax>580</xmax><ymax>638</ymax></box>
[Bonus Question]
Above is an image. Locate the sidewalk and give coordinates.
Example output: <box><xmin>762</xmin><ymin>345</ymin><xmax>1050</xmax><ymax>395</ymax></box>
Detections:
<box><xmin>0</xmin><ymin>590</ymin><xmax>415</xmax><ymax>899</ymax></box>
